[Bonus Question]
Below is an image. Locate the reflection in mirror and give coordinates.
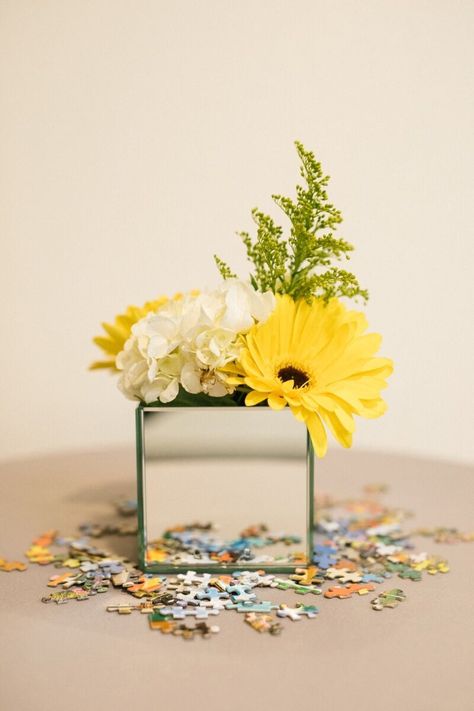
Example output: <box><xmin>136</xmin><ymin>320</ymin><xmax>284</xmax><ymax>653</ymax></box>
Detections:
<box><xmin>137</xmin><ymin>407</ymin><xmax>313</xmax><ymax>572</ymax></box>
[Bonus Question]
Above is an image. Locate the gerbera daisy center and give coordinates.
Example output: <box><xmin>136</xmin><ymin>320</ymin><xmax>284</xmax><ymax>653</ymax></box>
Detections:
<box><xmin>277</xmin><ymin>365</ymin><xmax>310</xmax><ymax>389</ymax></box>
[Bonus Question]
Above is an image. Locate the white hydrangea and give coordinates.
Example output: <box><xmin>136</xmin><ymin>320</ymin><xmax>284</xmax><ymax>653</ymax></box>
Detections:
<box><xmin>116</xmin><ymin>279</ymin><xmax>275</xmax><ymax>403</ymax></box>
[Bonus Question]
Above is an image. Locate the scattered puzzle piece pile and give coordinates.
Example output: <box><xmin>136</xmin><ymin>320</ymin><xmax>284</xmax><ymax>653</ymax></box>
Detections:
<box><xmin>1</xmin><ymin>485</ymin><xmax>470</xmax><ymax>639</ymax></box>
<box><xmin>145</xmin><ymin>522</ymin><xmax>305</xmax><ymax>566</ymax></box>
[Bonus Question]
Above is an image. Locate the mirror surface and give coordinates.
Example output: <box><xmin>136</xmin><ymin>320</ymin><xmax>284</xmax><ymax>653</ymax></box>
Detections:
<box><xmin>140</xmin><ymin>407</ymin><xmax>311</xmax><ymax>570</ymax></box>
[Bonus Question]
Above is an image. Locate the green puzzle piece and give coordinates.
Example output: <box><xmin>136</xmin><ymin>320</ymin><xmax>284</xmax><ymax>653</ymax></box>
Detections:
<box><xmin>371</xmin><ymin>588</ymin><xmax>406</xmax><ymax>611</ymax></box>
<box><xmin>273</xmin><ymin>578</ymin><xmax>322</xmax><ymax>595</ymax></box>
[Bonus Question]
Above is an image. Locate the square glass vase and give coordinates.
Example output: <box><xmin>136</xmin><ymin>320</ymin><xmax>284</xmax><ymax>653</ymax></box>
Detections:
<box><xmin>136</xmin><ymin>404</ymin><xmax>314</xmax><ymax>573</ymax></box>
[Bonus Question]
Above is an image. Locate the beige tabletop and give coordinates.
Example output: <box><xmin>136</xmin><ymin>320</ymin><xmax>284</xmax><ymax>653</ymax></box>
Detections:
<box><xmin>0</xmin><ymin>448</ymin><xmax>473</xmax><ymax>711</ymax></box>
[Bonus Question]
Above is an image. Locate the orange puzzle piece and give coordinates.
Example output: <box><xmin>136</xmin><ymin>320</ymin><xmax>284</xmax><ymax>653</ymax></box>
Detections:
<box><xmin>33</xmin><ymin>530</ymin><xmax>57</xmax><ymax>547</ymax></box>
<box><xmin>47</xmin><ymin>572</ymin><xmax>76</xmax><ymax>587</ymax></box>
<box><xmin>324</xmin><ymin>583</ymin><xmax>376</xmax><ymax>599</ymax></box>
<box><xmin>334</xmin><ymin>559</ymin><xmax>359</xmax><ymax>571</ymax></box>
<box><xmin>0</xmin><ymin>559</ymin><xmax>27</xmax><ymax>572</ymax></box>
<box><xmin>126</xmin><ymin>575</ymin><xmax>162</xmax><ymax>594</ymax></box>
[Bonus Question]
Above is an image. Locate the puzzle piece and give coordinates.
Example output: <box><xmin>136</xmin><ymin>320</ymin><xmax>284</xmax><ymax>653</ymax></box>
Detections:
<box><xmin>172</xmin><ymin>622</ymin><xmax>220</xmax><ymax>640</ymax></box>
<box><xmin>290</xmin><ymin>566</ymin><xmax>324</xmax><ymax>587</ymax></box>
<box><xmin>229</xmin><ymin>591</ymin><xmax>256</xmax><ymax>603</ymax></box>
<box><xmin>33</xmin><ymin>530</ymin><xmax>58</xmax><ymax>547</ymax></box>
<box><xmin>177</xmin><ymin>571</ymin><xmax>211</xmax><ymax>587</ymax></box>
<box><xmin>371</xmin><ymin>588</ymin><xmax>406</xmax><ymax>610</ymax></box>
<box><xmin>196</xmin><ymin>588</ymin><xmax>229</xmax><ymax>602</ymax></box>
<box><xmin>244</xmin><ymin>613</ymin><xmax>281</xmax><ymax>635</ymax></box>
<box><xmin>144</xmin><ymin>591</ymin><xmax>176</xmax><ymax>607</ymax></box>
<box><xmin>333</xmin><ymin>559</ymin><xmax>359</xmax><ymax>571</ymax></box>
<box><xmin>111</xmin><ymin>570</ymin><xmax>129</xmax><ymax>587</ymax></box>
<box><xmin>225</xmin><ymin>600</ymin><xmax>277</xmax><ymax>613</ymax></box>
<box><xmin>324</xmin><ymin>583</ymin><xmax>376</xmax><ymax>599</ymax></box>
<box><xmin>166</xmin><ymin>581</ymin><xmax>194</xmax><ymax>594</ymax></box>
<box><xmin>47</xmin><ymin>572</ymin><xmax>79</xmax><ymax>587</ymax></box>
<box><xmin>209</xmin><ymin>577</ymin><xmax>229</xmax><ymax>592</ymax></box>
<box><xmin>61</xmin><ymin>558</ymin><xmax>82</xmax><ymax>569</ymax></box>
<box><xmin>125</xmin><ymin>575</ymin><xmax>163</xmax><ymax>595</ymax></box>
<box><xmin>276</xmin><ymin>603</ymin><xmax>319</xmax><ymax>621</ymax></box>
<box><xmin>387</xmin><ymin>552</ymin><xmax>410</xmax><ymax>564</ymax></box>
<box><xmin>398</xmin><ymin>568</ymin><xmax>422</xmax><ymax>582</ymax></box>
<box><xmin>317</xmin><ymin>520</ymin><xmax>340</xmax><ymax>534</ymax></box>
<box><xmin>426</xmin><ymin>559</ymin><xmax>449</xmax><ymax>575</ymax></box>
<box><xmin>272</xmin><ymin>578</ymin><xmax>322</xmax><ymax>595</ymax></box>
<box><xmin>25</xmin><ymin>545</ymin><xmax>54</xmax><ymax>565</ymax></box>
<box><xmin>0</xmin><ymin>559</ymin><xmax>27</xmax><ymax>572</ymax></box>
<box><xmin>375</xmin><ymin>543</ymin><xmax>403</xmax><ymax>556</ymax></box>
<box><xmin>176</xmin><ymin>589</ymin><xmax>202</xmax><ymax>606</ymax></box>
<box><xmin>360</xmin><ymin>572</ymin><xmax>386</xmax><ymax>584</ymax></box>
<box><xmin>199</xmin><ymin>598</ymin><xmax>228</xmax><ymax>610</ymax></box>
<box><xmin>106</xmin><ymin>604</ymin><xmax>135</xmax><ymax>614</ymax></box>
<box><xmin>325</xmin><ymin>567</ymin><xmax>363</xmax><ymax>584</ymax></box>
<box><xmin>226</xmin><ymin>584</ymin><xmax>256</xmax><ymax>603</ymax></box>
<box><xmin>107</xmin><ymin>600</ymin><xmax>157</xmax><ymax>615</ymax></box>
<box><xmin>42</xmin><ymin>589</ymin><xmax>90</xmax><ymax>604</ymax></box>
<box><xmin>289</xmin><ymin>551</ymin><xmax>308</xmax><ymax>565</ymax></box>
<box><xmin>312</xmin><ymin>544</ymin><xmax>338</xmax><ymax>569</ymax></box>
<box><xmin>159</xmin><ymin>606</ymin><xmax>220</xmax><ymax>620</ymax></box>
<box><xmin>115</xmin><ymin>498</ymin><xmax>137</xmax><ymax>516</ymax></box>
<box><xmin>146</xmin><ymin>548</ymin><xmax>168</xmax><ymax>563</ymax></box>
<box><xmin>60</xmin><ymin>572</ymin><xmax>89</xmax><ymax>589</ymax></box>
<box><xmin>148</xmin><ymin>611</ymin><xmax>173</xmax><ymax>630</ymax></box>
<box><xmin>410</xmin><ymin>555</ymin><xmax>449</xmax><ymax>575</ymax></box>
<box><xmin>79</xmin><ymin>561</ymin><xmax>99</xmax><ymax>573</ymax></box>
<box><xmin>234</xmin><ymin>571</ymin><xmax>276</xmax><ymax>588</ymax></box>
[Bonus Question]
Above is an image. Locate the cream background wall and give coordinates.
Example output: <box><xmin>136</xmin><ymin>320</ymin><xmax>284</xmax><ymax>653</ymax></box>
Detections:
<box><xmin>1</xmin><ymin>0</ymin><xmax>473</xmax><ymax>463</ymax></box>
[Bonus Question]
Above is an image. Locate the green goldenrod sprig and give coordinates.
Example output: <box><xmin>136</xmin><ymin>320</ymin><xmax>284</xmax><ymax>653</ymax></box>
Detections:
<box><xmin>215</xmin><ymin>141</ymin><xmax>368</xmax><ymax>304</ymax></box>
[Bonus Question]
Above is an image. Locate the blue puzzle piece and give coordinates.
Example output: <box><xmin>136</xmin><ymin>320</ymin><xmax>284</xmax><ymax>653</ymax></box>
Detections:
<box><xmin>361</xmin><ymin>573</ymin><xmax>386</xmax><ymax>584</ymax></box>
<box><xmin>313</xmin><ymin>544</ymin><xmax>338</xmax><ymax>569</ymax></box>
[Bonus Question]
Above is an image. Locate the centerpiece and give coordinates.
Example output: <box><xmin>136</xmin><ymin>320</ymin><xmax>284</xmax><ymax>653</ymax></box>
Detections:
<box><xmin>91</xmin><ymin>142</ymin><xmax>393</xmax><ymax>572</ymax></box>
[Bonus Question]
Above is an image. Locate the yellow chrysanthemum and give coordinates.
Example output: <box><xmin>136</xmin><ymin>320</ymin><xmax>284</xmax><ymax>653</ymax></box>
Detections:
<box><xmin>227</xmin><ymin>294</ymin><xmax>393</xmax><ymax>458</ymax></box>
<box><xmin>90</xmin><ymin>292</ymin><xmax>190</xmax><ymax>371</ymax></box>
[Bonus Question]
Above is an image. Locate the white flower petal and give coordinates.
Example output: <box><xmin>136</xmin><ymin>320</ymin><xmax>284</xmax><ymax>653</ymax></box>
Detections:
<box><xmin>207</xmin><ymin>381</ymin><xmax>229</xmax><ymax>397</ymax></box>
<box><xmin>180</xmin><ymin>362</ymin><xmax>202</xmax><ymax>394</ymax></box>
<box><xmin>159</xmin><ymin>378</ymin><xmax>179</xmax><ymax>403</ymax></box>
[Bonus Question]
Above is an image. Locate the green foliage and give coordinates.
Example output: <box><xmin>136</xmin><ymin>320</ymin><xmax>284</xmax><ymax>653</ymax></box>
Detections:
<box><xmin>215</xmin><ymin>141</ymin><xmax>369</xmax><ymax>304</ymax></box>
<box><xmin>214</xmin><ymin>256</ymin><xmax>237</xmax><ymax>281</ymax></box>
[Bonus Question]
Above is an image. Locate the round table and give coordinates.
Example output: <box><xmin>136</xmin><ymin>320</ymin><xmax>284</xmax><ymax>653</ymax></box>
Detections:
<box><xmin>0</xmin><ymin>448</ymin><xmax>473</xmax><ymax>711</ymax></box>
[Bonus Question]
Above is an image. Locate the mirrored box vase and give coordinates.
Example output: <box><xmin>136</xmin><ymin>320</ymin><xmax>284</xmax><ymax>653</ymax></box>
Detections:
<box><xmin>136</xmin><ymin>404</ymin><xmax>314</xmax><ymax>573</ymax></box>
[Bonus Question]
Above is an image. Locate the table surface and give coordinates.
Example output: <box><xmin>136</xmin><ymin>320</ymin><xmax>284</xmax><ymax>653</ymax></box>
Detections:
<box><xmin>0</xmin><ymin>447</ymin><xmax>473</xmax><ymax>711</ymax></box>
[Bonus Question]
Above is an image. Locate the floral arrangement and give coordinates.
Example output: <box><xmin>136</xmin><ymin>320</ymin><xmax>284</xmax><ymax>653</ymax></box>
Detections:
<box><xmin>91</xmin><ymin>142</ymin><xmax>393</xmax><ymax>457</ymax></box>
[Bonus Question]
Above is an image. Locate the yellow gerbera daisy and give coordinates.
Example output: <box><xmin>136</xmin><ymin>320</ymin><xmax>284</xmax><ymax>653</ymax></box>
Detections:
<box><xmin>227</xmin><ymin>294</ymin><xmax>393</xmax><ymax>458</ymax></box>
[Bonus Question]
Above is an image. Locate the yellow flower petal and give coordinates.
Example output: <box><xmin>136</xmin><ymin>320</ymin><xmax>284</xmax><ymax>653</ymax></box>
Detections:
<box><xmin>89</xmin><ymin>359</ymin><xmax>116</xmax><ymax>370</ymax></box>
<box><xmin>92</xmin><ymin>336</ymin><xmax>122</xmax><ymax>356</ymax></box>
<box><xmin>268</xmin><ymin>394</ymin><xmax>287</xmax><ymax>410</ymax></box>
<box><xmin>319</xmin><ymin>409</ymin><xmax>353</xmax><ymax>448</ymax></box>
<box><xmin>226</xmin><ymin>376</ymin><xmax>246</xmax><ymax>386</ymax></box>
<box><xmin>304</xmin><ymin>410</ymin><xmax>328</xmax><ymax>458</ymax></box>
<box><xmin>357</xmin><ymin>398</ymin><xmax>388</xmax><ymax>418</ymax></box>
<box><xmin>245</xmin><ymin>375</ymin><xmax>276</xmax><ymax>391</ymax></box>
<box><xmin>245</xmin><ymin>391</ymin><xmax>270</xmax><ymax>407</ymax></box>
<box><xmin>333</xmin><ymin>405</ymin><xmax>355</xmax><ymax>433</ymax></box>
